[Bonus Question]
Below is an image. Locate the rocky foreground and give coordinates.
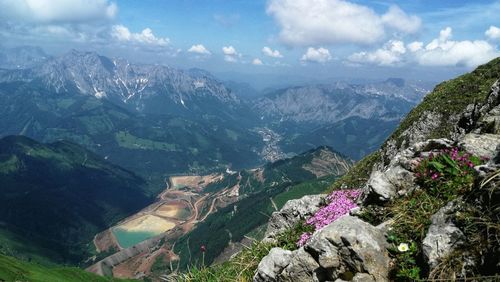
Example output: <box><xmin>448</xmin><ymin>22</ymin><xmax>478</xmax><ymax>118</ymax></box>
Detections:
<box><xmin>252</xmin><ymin>61</ymin><xmax>500</xmax><ymax>281</ymax></box>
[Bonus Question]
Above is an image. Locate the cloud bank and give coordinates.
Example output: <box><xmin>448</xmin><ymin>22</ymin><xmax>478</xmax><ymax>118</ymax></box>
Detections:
<box><xmin>267</xmin><ymin>0</ymin><xmax>421</xmax><ymax>46</ymax></box>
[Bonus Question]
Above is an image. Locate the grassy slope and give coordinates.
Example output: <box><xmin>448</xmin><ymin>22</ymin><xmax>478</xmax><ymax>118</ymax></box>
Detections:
<box><xmin>0</xmin><ymin>254</ymin><xmax>135</xmax><ymax>282</ymax></box>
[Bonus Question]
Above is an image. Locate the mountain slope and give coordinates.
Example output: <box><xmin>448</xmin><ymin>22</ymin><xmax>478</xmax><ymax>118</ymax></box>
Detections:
<box><xmin>333</xmin><ymin>57</ymin><xmax>500</xmax><ymax>190</ymax></box>
<box><xmin>0</xmin><ymin>136</ymin><xmax>152</xmax><ymax>264</ymax></box>
<box><xmin>0</xmin><ymin>46</ymin><xmax>50</xmax><ymax>69</ymax></box>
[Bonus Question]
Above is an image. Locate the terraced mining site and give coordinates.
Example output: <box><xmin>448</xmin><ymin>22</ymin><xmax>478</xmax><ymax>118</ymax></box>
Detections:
<box><xmin>87</xmin><ymin>173</ymin><xmax>240</xmax><ymax>278</ymax></box>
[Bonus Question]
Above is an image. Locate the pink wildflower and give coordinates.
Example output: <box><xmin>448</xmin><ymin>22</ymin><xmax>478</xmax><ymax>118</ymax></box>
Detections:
<box><xmin>306</xmin><ymin>189</ymin><xmax>361</xmax><ymax>230</ymax></box>
<box><xmin>297</xmin><ymin>232</ymin><xmax>312</xmax><ymax>247</ymax></box>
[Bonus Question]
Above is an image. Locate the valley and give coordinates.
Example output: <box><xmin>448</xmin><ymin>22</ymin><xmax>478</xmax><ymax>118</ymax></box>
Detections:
<box><xmin>85</xmin><ymin>146</ymin><xmax>354</xmax><ymax>279</ymax></box>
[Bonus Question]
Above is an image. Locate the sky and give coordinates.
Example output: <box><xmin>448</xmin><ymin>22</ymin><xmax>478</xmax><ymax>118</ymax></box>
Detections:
<box><xmin>0</xmin><ymin>0</ymin><xmax>499</xmax><ymax>88</ymax></box>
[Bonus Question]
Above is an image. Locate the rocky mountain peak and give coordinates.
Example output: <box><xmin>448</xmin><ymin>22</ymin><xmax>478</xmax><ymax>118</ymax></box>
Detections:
<box><xmin>0</xmin><ymin>49</ymin><xmax>240</xmax><ymax>116</ymax></box>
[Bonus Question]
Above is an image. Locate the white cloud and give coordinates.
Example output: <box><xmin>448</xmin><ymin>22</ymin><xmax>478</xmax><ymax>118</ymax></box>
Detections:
<box><xmin>0</xmin><ymin>0</ymin><xmax>117</xmax><ymax>23</ymax></box>
<box><xmin>381</xmin><ymin>5</ymin><xmax>421</xmax><ymax>34</ymax></box>
<box><xmin>262</xmin><ymin>46</ymin><xmax>283</xmax><ymax>58</ymax></box>
<box><xmin>350</xmin><ymin>27</ymin><xmax>499</xmax><ymax>68</ymax></box>
<box><xmin>485</xmin><ymin>25</ymin><xmax>500</xmax><ymax>40</ymax></box>
<box><xmin>266</xmin><ymin>0</ymin><xmax>421</xmax><ymax>46</ymax></box>
<box><xmin>301</xmin><ymin>47</ymin><xmax>332</xmax><ymax>63</ymax></box>
<box><xmin>111</xmin><ymin>25</ymin><xmax>169</xmax><ymax>46</ymax></box>
<box><xmin>416</xmin><ymin>27</ymin><xmax>499</xmax><ymax>67</ymax></box>
<box><xmin>252</xmin><ymin>58</ymin><xmax>263</xmax><ymax>65</ymax></box>
<box><xmin>407</xmin><ymin>41</ymin><xmax>423</xmax><ymax>52</ymax></box>
<box><xmin>222</xmin><ymin>45</ymin><xmax>241</xmax><ymax>62</ymax></box>
<box><xmin>348</xmin><ymin>40</ymin><xmax>406</xmax><ymax>66</ymax></box>
<box><xmin>222</xmin><ymin>46</ymin><xmax>237</xmax><ymax>55</ymax></box>
<box><xmin>188</xmin><ymin>44</ymin><xmax>211</xmax><ymax>55</ymax></box>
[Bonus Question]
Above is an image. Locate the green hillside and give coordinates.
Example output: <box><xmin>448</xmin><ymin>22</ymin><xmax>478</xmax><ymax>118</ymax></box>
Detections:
<box><xmin>0</xmin><ymin>254</ymin><xmax>134</xmax><ymax>282</ymax></box>
<box><xmin>0</xmin><ymin>136</ymin><xmax>152</xmax><ymax>264</ymax></box>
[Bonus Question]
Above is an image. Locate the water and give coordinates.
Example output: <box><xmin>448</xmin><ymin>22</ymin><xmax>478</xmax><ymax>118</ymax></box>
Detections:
<box><xmin>112</xmin><ymin>228</ymin><xmax>159</xmax><ymax>248</ymax></box>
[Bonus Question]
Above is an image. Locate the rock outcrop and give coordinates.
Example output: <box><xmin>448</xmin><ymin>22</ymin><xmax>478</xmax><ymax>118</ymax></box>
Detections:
<box><xmin>255</xmin><ymin>216</ymin><xmax>390</xmax><ymax>282</ymax></box>
<box><xmin>422</xmin><ymin>201</ymin><xmax>465</xmax><ymax>269</ymax></box>
<box><xmin>263</xmin><ymin>194</ymin><xmax>326</xmax><ymax>243</ymax></box>
<box><xmin>254</xmin><ymin>248</ymin><xmax>293</xmax><ymax>282</ymax></box>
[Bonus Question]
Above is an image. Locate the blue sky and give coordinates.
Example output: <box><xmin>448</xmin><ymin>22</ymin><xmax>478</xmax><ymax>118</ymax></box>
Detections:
<box><xmin>0</xmin><ymin>0</ymin><xmax>499</xmax><ymax>87</ymax></box>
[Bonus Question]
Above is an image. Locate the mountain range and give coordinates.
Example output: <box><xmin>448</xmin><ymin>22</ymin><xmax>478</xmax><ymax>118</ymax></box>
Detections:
<box><xmin>0</xmin><ymin>47</ymin><xmax>431</xmax><ymax>171</ymax></box>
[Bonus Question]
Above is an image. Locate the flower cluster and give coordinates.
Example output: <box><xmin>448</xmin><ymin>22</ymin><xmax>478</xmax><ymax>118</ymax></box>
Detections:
<box><xmin>296</xmin><ymin>232</ymin><xmax>312</xmax><ymax>247</ymax></box>
<box><xmin>297</xmin><ymin>189</ymin><xmax>361</xmax><ymax>246</ymax></box>
<box><xmin>415</xmin><ymin>147</ymin><xmax>483</xmax><ymax>182</ymax></box>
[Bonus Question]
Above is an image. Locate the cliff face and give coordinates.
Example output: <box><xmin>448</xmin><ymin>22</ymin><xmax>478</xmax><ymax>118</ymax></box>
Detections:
<box><xmin>253</xmin><ymin>58</ymin><xmax>500</xmax><ymax>281</ymax></box>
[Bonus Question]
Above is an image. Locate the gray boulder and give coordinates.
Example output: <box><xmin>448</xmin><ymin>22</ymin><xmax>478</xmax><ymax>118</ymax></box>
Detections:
<box><xmin>263</xmin><ymin>194</ymin><xmax>325</xmax><ymax>243</ymax></box>
<box><xmin>254</xmin><ymin>248</ymin><xmax>293</xmax><ymax>282</ymax></box>
<box><xmin>363</xmin><ymin>165</ymin><xmax>416</xmax><ymax>203</ymax></box>
<box><xmin>412</xmin><ymin>138</ymin><xmax>454</xmax><ymax>154</ymax></box>
<box><xmin>278</xmin><ymin>247</ymin><xmax>323</xmax><ymax>282</ymax></box>
<box><xmin>423</xmin><ymin>202</ymin><xmax>465</xmax><ymax>269</ymax></box>
<box><xmin>306</xmin><ymin>215</ymin><xmax>390</xmax><ymax>281</ymax></box>
<box><xmin>254</xmin><ymin>216</ymin><xmax>390</xmax><ymax>282</ymax></box>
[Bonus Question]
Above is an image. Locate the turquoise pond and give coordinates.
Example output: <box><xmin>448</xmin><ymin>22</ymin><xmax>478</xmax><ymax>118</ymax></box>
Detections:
<box><xmin>111</xmin><ymin>228</ymin><xmax>159</xmax><ymax>249</ymax></box>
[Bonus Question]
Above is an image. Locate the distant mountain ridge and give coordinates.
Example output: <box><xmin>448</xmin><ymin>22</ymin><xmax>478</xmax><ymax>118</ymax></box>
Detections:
<box><xmin>254</xmin><ymin>81</ymin><xmax>425</xmax><ymax>124</ymax></box>
<box><xmin>252</xmin><ymin>80</ymin><xmax>430</xmax><ymax>159</ymax></box>
<box><xmin>0</xmin><ymin>46</ymin><xmax>50</xmax><ymax>69</ymax></box>
<box><xmin>0</xmin><ymin>50</ymin><xmax>245</xmax><ymax>120</ymax></box>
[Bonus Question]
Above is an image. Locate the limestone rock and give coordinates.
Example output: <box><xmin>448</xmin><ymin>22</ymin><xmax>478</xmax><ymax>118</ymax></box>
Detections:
<box><xmin>363</xmin><ymin>165</ymin><xmax>416</xmax><ymax>203</ymax></box>
<box><xmin>255</xmin><ymin>216</ymin><xmax>390</xmax><ymax>282</ymax></box>
<box><xmin>459</xmin><ymin>133</ymin><xmax>500</xmax><ymax>160</ymax></box>
<box><xmin>278</xmin><ymin>247</ymin><xmax>323</xmax><ymax>282</ymax></box>
<box><xmin>254</xmin><ymin>248</ymin><xmax>293</xmax><ymax>282</ymax></box>
<box><xmin>263</xmin><ymin>194</ymin><xmax>325</xmax><ymax>243</ymax></box>
<box><xmin>364</xmin><ymin>170</ymin><xmax>395</xmax><ymax>202</ymax></box>
<box><xmin>423</xmin><ymin>202</ymin><xmax>464</xmax><ymax>269</ymax></box>
<box><xmin>306</xmin><ymin>216</ymin><xmax>390</xmax><ymax>281</ymax></box>
<box><xmin>412</xmin><ymin>138</ymin><xmax>454</xmax><ymax>154</ymax></box>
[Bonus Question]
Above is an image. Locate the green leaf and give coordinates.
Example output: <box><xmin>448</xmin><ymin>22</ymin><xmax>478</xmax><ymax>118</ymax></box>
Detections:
<box><xmin>429</xmin><ymin>161</ymin><xmax>445</xmax><ymax>172</ymax></box>
<box><xmin>442</xmin><ymin>154</ymin><xmax>460</xmax><ymax>170</ymax></box>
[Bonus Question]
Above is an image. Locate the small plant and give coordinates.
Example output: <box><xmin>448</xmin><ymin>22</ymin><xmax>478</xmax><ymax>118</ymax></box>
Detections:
<box><xmin>387</xmin><ymin>232</ymin><xmax>421</xmax><ymax>280</ymax></box>
<box><xmin>415</xmin><ymin>147</ymin><xmax>483</xmax><ymax>199</ymax></box>
<box><xmin>275</xmin><ymin>220</ymin><xmax>314</xmax><ymax>250</ymax></box>
<box><xmin>297</xmin><ymin>189</ymin><xmax>361</xmax><ymax>246</ymax></box>
<box><xmin>387</xmin><ymin>148</ymin><xmax>486</xmax><ymax>280</ymax></box>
